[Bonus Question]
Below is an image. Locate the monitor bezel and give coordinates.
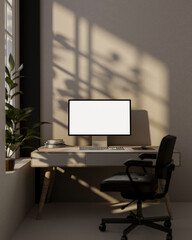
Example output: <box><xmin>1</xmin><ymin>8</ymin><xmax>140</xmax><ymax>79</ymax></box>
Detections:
<box><xmin>68</xmin><ymin>99</ymin><xmax>131</xmax><ymax>136</ymax></box>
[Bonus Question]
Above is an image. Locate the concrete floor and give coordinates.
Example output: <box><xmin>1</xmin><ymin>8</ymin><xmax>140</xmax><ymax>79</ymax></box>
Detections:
<box><xmin>11</xmin><ymin>202</ymin><xmax>192</xmax><ymax>240</ymax></box>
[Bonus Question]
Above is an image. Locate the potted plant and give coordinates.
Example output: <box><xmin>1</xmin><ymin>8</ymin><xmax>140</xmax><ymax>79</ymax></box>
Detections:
<box><xmin>5</xmin><ymin>54</ymin><xmax>48</xmax><ymax>171</ymax></box>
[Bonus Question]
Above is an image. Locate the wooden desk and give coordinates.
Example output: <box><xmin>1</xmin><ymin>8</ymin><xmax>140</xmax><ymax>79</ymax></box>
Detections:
<box><xmin>31</xmin><ymin>146</ymin><xmax>181</xmax><ymax>219</ymax></box>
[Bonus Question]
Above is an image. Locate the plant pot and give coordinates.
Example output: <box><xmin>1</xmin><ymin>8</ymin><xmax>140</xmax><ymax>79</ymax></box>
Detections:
<box><xmin>6</xmin><ymin>158</ymin><xmax>15</xmax><ymax>171</ymax></box>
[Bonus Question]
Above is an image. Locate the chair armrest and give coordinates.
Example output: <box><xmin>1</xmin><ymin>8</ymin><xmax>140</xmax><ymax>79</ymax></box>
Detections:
<box><xmin>123</xmin><ymin>160</ymin><xmax>154</xmax><ymax>197</ymax></box>
<box><xmin>124</xmin><ymin>160</ymin><xmax>153</xmax><ymax>168</ymax></box>
<box><xmin>138</xmin><ymin>153</ymin><xmax>157</xmax><ymax>160</ymax></box>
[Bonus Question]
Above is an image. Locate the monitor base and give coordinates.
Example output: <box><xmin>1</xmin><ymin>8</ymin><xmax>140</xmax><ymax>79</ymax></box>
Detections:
<box><xmin>92</xmin><ymin>136</ymin><xmax>107</xmax><ymax>147</ymax></box>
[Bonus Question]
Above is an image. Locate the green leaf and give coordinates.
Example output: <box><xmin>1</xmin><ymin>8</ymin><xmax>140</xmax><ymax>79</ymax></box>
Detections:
<box><xmin>14</xmin><ymin>111</ymin><xmax>30</xmax><ymax>122</ymax></box>
<box><xmin>6</xmin><ymin>106</ymin><xmax>32</xmax><ymax>125</ymax></box>
<box><xmin>9</xmin><ymin>54</ymin><xmax>15</xmax><ymax>71</ymax></box>
<box><xmin>17</xmin><ymin>64</ymin><xmax>23</xmax><ymax>72</ymax></box>
<box><xmin>6</xmin><ymin>129</ymin><xmax>12</xmax><ymax>139</ymax></box>
<box><xmin>6</xmin><ymin>117</ymin><xmax>13</xmax><ymax>129</ymax></box>
<box><xmin>15</xmin><ymin>126</ymin><xmax>27</xmax><ymax>131</ymax></box>
<box><xmin>5</xmin><ymin>102</ymin><xmax>15</xmax><ymax>110</ymax></box>
<box><xmin>26</xmin><ymin>128</ymin><xmax>39</xmax><ymax>136</ymax></box>
<box><xmin>12</xmin><ymin>64</ymin><xmax>23</xmax><ymax>76</ymax></box>
<box><xmin>5</xmin><ymin>76</ymin><xmax>12</xmax><ymax>88</ymax></box>
<box><xmin>11</xmin><ymin>91</ymin><xmax>24</xmax><ymax>99</ymax></box>
<box><xmin>9</xmin><ymin>143</ymin><xmax>21</xmax><ymax>152</ymax></box>
<box><xmin>32</xmin><ymin>121</ymin><xmax>50</xmax><ymax>128</ymax></box>
<box><xmin>5</xmin><ymin>66</ymin><xmax>11</xmax><ymax>78</ymax></box>
<box><xmin>12</xmin><ymin>75</ymin><xmax>24</xmax><ymax>81</ymax></box>
<box><xmin>10</xmin><ymin>82</ymin><xmax>18</xmax><ymax>90</ymax></box>
<box><xmin>5</xmin><ymin>88</ymin><xmax>8</xmax><ymax>101</ymax></box>
<box><xmin>24</xmin><ymin>135</ymin><xmax>40</xmax><ymax>141</ymax></box>
<box><xmin>22</xmin><ymin>107</ymin><xmax>34</xmax><ymax>116</ymax></box>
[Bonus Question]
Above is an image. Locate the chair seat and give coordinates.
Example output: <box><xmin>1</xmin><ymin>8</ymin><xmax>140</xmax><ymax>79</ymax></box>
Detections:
<box><xmin>100</xmin><ymin>172</ymin><xmax>158</xmax><ymax>199</ymax></box>
<box><xmin>99</xmin><ymin>135</ymin><xmax>176</xmax><ymax>239</ymax></box>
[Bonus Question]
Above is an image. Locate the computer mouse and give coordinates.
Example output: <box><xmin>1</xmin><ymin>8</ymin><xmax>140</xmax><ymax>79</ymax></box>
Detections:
<box><xmin>141</xmin><ymin>146</ymin><xmax>148</xmax><ymax>150</ymax></box>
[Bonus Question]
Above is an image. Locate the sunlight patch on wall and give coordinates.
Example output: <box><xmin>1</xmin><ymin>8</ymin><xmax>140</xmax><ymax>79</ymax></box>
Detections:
<box><xmin>51</xmin><ymin>4</ymin><xmax>169</xmax><ymax>145</ymax></box>
<box><xmin>91</xmin><ymin>25</ymin><xmax>169</xmax><ymax>144</ymax></box>
<box><xmin>139</xmin><ymin>53</ymin><xmax>169</xmax><ymax>144</ymax></box>
<box><xmin>92</xmin><ymin>25</ymin><xmax>139</xmax><ymax>99</ymax></box>
<box><xmin>52</xmin><ymin>3</ymin><xmax>76</xmax><ymax>141</ymax></box>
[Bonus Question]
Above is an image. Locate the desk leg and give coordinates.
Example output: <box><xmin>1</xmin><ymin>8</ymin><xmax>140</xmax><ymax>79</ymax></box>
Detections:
<box><xmin>46</xmin><ymin>167</ymin><xmax>56</xmax><ymax>203</ymax></box>
<box><xmin>36</xmin><ymin>168</ymin><xmax>52</xmax><ymax>220</ymax></box>
<box><xmin>160</xmin><ymin>179</ymin><xmax>173</xmax><ymax>220</ymax></box>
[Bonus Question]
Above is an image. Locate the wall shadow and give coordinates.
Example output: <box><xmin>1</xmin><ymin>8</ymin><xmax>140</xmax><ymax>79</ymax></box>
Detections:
<box><xmin>40</xmin><ymin>0</ymin><xmax>178</xmax><ymax>202</ymax></box>
<box><xmin>48</xmin><ymin>0</ymin><xmax>170</xmax><ymax>148</ymax></box>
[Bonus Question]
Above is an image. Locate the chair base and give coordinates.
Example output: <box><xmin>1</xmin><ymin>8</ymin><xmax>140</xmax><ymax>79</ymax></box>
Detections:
<box><xmin>99</xmin><ymin>201</ymin><xmax>172</xmax><ymax>240</ymax></box>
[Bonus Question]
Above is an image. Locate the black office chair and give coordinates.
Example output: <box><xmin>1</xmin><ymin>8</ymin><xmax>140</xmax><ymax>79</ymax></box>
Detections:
<box><xmin>99</xmin><ymin>135</ymin><xmax>176</xmax><ymax>240</ymax></box>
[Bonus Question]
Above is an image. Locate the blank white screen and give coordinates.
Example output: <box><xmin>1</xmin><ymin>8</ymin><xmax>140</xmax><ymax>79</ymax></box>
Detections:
<box><xmin>69</xmin><ymin>100</ymin><xmax>131</xmax><ymax>135</ymax></box>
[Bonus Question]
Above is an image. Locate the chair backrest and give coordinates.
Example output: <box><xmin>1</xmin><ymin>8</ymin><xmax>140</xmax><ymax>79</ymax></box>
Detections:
<box><xmin>155</xmin><ymin>135</ymin><xmax>177</xmax><ymax>179</ymax></box>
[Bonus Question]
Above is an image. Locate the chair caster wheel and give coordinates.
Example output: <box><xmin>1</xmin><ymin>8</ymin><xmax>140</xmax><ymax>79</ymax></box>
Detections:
<box><xmin>164</xmin><ymin>220</ymin><xmax>171</xmax><ymax>228</ymax></box>
<box><xmin>99</xmin><ymin>223</ymin><xmax>106</xmax><ymax>232</ymax></box>
<box><xmin>166</xmin><ymin>233</ymin><xmax>172</xmax><ymax>240</ymax></box>
<box><xmin>121</xmin><ymin>235</ymin><xmax>127</xmax><ymax>240</ymax></box>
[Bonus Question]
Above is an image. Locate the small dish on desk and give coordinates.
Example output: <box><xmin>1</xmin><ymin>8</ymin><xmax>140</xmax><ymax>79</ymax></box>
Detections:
<box><xmin>45</xmin><ymin>139</ymin><xmax>66</xmax><ymax>148</ymax></box>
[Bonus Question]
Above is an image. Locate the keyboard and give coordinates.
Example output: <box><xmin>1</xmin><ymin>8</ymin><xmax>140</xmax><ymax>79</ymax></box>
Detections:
<box><xmin>79</xmin><ymin>146</ymin><xmax>125</xmax><ymax>150</ymax></box>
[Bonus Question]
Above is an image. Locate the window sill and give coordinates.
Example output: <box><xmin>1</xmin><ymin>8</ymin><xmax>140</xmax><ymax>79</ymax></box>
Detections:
<box><xmin>6</xmin><ymin>158</ymin><xmax>31</xmax><ymax>174</ymax></box>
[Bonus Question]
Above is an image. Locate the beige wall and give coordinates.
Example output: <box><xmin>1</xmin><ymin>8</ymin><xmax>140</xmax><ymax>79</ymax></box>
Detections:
<box><xmin>0</xmin><ymin>2</ymin><xmax>35</xmax><ymax>239</ymax></box>
<box><xmin>41</xmin><ymin>0</ymin><xmax>192</xmax><ymax>201</ymax></box>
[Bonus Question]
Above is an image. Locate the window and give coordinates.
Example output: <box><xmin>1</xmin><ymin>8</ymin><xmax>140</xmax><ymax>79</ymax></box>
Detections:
<box><xmin>5</xmin><ymin>0</ymin><xmax>19</xmax><ymax>105</ymax></box>
<box><xmin>5</xmin><ymin>0</ymin><xmax>16</xmax><ymax>66</ymax></box>
<box><xmin>5</xmin><ymin>0</ymin><xmax>19</xmax><ymax>160</ymax></box>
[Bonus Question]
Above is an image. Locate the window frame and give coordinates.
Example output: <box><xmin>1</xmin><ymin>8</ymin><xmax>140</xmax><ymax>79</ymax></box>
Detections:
<box><xmin>5</xmin><ymin>0</ymin><xmax>19</xmax><ymax>105</ymax></box>
<box><xmin>5</xmin><ymin>0</ymin><xmax>15</xmax><ymax>65</ymax></box>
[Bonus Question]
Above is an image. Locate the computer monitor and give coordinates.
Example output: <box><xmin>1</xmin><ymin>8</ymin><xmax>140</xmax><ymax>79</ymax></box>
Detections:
<box><xmin>68</xmin><ymin>99</ymin><xmax>131</xmax><ymax>147</ymax></box>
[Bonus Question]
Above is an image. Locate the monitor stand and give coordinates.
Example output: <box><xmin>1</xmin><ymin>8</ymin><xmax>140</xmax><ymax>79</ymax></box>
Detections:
<box><xmin>92</xmin><ymin>136</ymin><xmax>108</xmax><ymax>147</ymax></box>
